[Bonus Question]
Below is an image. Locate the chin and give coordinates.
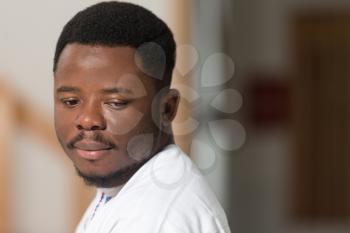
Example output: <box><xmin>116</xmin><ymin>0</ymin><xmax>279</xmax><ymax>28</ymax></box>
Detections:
<box><xmin>75</xmin><ymin>168</ymin><xmax>117</xmax><ymax>187</ymax></box>
<box><xmin>74</xmin><ymin>156</ymin><xmax>149</xmax><ymax>187</ymax></box>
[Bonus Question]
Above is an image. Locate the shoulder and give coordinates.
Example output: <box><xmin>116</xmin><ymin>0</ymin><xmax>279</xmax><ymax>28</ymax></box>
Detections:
<box><xmin>106</xmin><ymin>144</ymin><xmax>231</xmax><ymax>233</ymax></box>
<box><xmin>125</xmin><ymin>145</ymin><xmax>231</xmax><ymax>232</ymax></box>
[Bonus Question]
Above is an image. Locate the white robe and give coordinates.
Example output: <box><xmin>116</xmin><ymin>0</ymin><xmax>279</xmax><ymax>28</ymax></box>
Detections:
<box><xmin>75</xmin><ymin>144</ymin><xmax>231</xmax><ymax>233</ymax></box>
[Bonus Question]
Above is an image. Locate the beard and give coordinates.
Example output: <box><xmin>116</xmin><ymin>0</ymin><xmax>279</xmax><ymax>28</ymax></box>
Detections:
<box><xmin>69</xmin><ymin>123</ymin><xmax>164</xmax><ymax>188</ymax></box>
<box><xmin>75</xmin><ymin>154</ymin><xmax>151</xmax><ymax>188</ymax></box>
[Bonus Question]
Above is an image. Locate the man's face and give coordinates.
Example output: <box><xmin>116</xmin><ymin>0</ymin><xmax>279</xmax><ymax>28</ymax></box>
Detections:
<box><xmin>54</xmin><ymin>44</ymin><xmax>161</xmax><ymax>186</ymax></box>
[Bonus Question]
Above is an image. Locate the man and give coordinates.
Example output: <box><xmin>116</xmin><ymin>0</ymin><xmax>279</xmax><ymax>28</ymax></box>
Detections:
<box><xmin>53</xmin><ymin>1</ymin><xmax>231</xmax><ymax>232</ymax></box>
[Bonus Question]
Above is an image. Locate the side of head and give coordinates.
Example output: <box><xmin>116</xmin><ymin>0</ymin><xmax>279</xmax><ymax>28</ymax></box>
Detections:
<box><xmin>53</xmin><ymin>1</ymin><xmax>180</xmax><ymax>187</ymax></box>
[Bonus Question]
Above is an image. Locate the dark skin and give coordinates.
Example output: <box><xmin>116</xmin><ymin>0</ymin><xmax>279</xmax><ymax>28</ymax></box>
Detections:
<box><xmin>54</xmin><ymin>43</ymin><xmax>180</xmax><ymax>187</ymax></box>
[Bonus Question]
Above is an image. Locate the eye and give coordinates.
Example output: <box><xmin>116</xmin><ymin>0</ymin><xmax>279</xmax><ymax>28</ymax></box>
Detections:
<box><xmin>105</xmin><ymin>100</ymin><xmax>128</xmax><ymax>110</ymax></box>
<box><xmin>61</xmin><ymin>98</ymin><xmax>80</xmax><ymax>108</ymax></box>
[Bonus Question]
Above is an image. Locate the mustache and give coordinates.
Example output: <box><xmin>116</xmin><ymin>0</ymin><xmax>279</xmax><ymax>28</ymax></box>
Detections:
<box><xmin>67</xmin><ymin>131</ymin><xmax>116</xmax><ymax>150</ymax></box>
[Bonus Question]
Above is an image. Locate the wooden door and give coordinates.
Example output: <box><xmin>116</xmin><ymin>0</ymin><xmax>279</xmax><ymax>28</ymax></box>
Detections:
<box><xmin>293</xmin><ymin>10</ymin><xmax>350</xmax><ymax>222</ymax></box>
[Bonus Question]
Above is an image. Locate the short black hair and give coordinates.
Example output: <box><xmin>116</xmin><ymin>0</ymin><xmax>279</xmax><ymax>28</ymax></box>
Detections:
<box><xmin>53</xmin><ymin>1</ymin><xmax>176</xmax><ymax>86</ymax></box>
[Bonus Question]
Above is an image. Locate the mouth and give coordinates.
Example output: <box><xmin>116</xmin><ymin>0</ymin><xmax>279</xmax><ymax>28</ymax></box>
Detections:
<box><xmin>74</xmin><ymin>148</ymin><xmax>113</xmax><ymax>160</ymax></box>
<box><xmin>73</xmin><ymin>140</ymin><xmax>114</xmax><ymax>160</ymax></box>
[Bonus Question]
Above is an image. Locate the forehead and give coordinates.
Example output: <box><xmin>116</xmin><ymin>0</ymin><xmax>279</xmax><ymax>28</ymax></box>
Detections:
<box><xmin>56</xmin><ymin>43</ymin><xmax>138</xmax><ymax>72</ymax></box>
<box><xmin>54</xmin><ymin>44</ymin><xmax>156</xmax><ymax>94</ymax></box>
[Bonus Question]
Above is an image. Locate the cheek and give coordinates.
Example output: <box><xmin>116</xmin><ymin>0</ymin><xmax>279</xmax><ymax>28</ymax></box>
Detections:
<box><xmin>104</xmin><ymin>107</ymin><xmax>144</xmax><ymax>135</ymax></box>
<box><xmin>103</xmin><ymin>106</ymin><xmax>157</xmax><ymax>162</ymax></box>
<box><xmin>54</xmin><ymin>111</ymin><xmax>68</xmax><ymax>148</ymax></box>
<box><xmin>54</xmin><ymin>107</ymin><xmax>76</xmax><ymax>138</ymax></box>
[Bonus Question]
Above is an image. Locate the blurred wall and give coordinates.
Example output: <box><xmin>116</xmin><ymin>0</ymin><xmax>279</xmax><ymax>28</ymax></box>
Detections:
<box><xmin>227</xmin><ymin>0</ymin><xmax>350</xmax><ymax>233</ymax></box>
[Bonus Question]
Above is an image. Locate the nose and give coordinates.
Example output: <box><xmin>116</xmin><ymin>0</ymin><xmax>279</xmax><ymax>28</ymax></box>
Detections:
<box><xmin>74</xmin><ymin>102</ymin><xmax>106</xmax><ymax>131</ymax></box>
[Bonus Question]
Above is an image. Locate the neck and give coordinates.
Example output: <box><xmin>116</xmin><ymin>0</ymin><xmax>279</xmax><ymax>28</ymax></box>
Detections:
<box><xmin>152</xmin><ymin>130</ymin><xmax>174</xmax><ymax>156</ymax></box>
<box><xmin>91</xmin><ymin>135</ymin><xmax>174</xmax><ymax>188</ymax></box>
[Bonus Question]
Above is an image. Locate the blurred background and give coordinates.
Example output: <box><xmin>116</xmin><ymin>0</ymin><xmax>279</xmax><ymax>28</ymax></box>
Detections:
<box><xmin>1</xmin><ymin>0</ymin><xmax>350</xmax><ymax>232</ymax></box>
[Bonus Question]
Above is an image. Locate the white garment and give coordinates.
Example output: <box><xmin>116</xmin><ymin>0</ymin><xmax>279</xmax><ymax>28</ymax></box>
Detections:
<box><xmin>75</xmin><ymin>144</ymin><xmax>231</xmax><ymax>233</ymax></box>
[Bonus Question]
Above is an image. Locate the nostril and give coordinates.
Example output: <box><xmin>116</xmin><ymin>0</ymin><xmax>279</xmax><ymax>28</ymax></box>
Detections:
<box><xmin>91</xmin><ymin>125</ymin><xmax>101</xmax><ymax>131</ymax></box>
<box><xmin>76</xmin><ymin>124</ymin><xmax>104</xmax><ymax>131</ymax></box>
<box><xmin>75</xmin><ymin>121</ymin><xmax>106</xmax><ymax>131</ymax></box>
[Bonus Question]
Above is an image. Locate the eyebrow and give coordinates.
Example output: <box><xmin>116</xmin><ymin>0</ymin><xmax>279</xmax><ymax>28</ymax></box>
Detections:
<box><xmin>56</xmin><ymin>86</ymin><xmax>133</xmax><ymax>95</ymax></box>
<box><xmin>100</xmin><ymin>87</ymin><xmax>133</xmax><ymax>95</ymax></box>
<box><xmin>56</xmin><ymin>86</ymin><xmax>80</xmax><ymax>93</ymax></box>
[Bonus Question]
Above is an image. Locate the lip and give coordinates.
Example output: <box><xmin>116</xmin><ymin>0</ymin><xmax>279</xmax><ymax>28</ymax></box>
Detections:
<box><xmin>73</xmin><ymin>140</ymin><xmax>113</xmax><ymax>160</ymax></box>
<box><xmin>74</xmin><ymin>140</ymin><xmax>112</xmax><ymax>151</ymax></box>
<box><xmin>75</xmin><ymin>148</ymin><xmax>112</xmax><ymax>160</ymax></box>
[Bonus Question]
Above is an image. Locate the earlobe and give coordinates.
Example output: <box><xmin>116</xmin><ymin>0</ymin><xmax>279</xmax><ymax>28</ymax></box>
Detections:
<box><xmin>161</xmin><ymin>88</ymin><xmax>180</xmax><ymax>124</ymax></box>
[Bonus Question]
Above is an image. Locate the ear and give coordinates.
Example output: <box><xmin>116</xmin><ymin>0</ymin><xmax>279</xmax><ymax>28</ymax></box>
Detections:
<box><xmin>160</xmin><ymin>88</ymin><xmax>180</xmax><ymax>126</ymax></box>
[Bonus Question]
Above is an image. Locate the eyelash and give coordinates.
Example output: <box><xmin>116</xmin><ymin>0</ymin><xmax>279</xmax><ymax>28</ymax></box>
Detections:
<box><xmin>105</xmin><ymin>101</ymin><xmax>128</xmax><ymax>109</ymax></box>
<box><xmin>59</xmin><ymin>98</ymin><xmax>129</xmax><ymax>110</ymax></box>
<box><xmin>61</xmin><ymin>98</ymin><xmax>80</xmax><ymax>107</ymax></box>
